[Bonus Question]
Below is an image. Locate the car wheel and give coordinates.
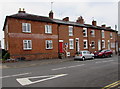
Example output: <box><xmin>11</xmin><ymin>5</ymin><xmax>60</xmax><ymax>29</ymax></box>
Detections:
<box><xmin>82</xmin><ymin>57</ymin><xmax>85</xmax><ymax>61</ymax></box>
<box><xmin>102</xmin><ymin>54</ymin><xmax>105</xmax><ymax>58</ymax></box>
<box><xmin>110</xmin><ymin>54</ymin><xmax>113</xmax><ymax>57</ymax></box>
<box><xmin>92</xmin><ymin>56</ymin><xmax>94</xmax><ymax>59</ymax></box>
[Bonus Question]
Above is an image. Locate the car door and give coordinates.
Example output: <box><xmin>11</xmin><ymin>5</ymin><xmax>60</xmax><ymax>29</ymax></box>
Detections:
<box><xmin>105</xmin><ymin>50</ymin><xmax>109</xmax><ymax>56</ymax></box>
<box><xmin>83</xmin><ymin>51</ymin><xmax>88</xmax><ymax>58</ymax></box>
<box><xmin>87</xmin><ymin>51</ymin><xmax>92</xmax><ymax>58</ymax></box>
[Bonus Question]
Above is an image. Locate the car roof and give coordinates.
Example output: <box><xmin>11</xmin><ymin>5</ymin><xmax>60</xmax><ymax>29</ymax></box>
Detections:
<box><xmin>80</xmin><ymin>50</ymin><xmax>89</xmax><ymax>52</ymax></box>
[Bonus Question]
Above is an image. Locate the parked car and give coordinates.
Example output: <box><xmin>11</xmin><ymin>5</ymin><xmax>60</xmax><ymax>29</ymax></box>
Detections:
<box><xmin>74</xmin><ymin>51</ymin><xmax>94</xmax><ymax>61</ymax></box>
<box><xmin>94</xmin><ymin>49</ymin><xmax>113</xmax><ymax>58</ymax></box>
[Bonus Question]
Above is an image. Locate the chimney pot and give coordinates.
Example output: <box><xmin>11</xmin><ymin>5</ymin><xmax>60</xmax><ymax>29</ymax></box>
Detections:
<box><xmin>106</xmin><ymin>26</ymin><xmax>111</xmax><ymax>29</ymax></box>
<box><xmin>49</xmin><ymin>10</ymin><xmax>54</xmax><ymax>19</ymax></box>
<box><xmin>92</xmin><ymin>20</ymin><xmax>97</xmax><ymax>26</ymax></box>
<box><xmin>63</xmin><ymin>17</ymin><xmax>69</xmax><ymax>21</ymax></box>
<box><xmin>76</xmin><ymin>16</ymin><xmax>84</xmax><ymax>24</ymax></box>
<box><xmin>18</xmin><ymin>8</ymin><xmax>26</xmax><ymax>13</ymax></box>
<box><xmin>101</xmin><ymin>24</ymin><xmax>106</xmax><ymax>28</ymax></box>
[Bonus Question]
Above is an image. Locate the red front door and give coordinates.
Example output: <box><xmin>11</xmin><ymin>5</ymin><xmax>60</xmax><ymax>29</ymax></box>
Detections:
<box><xmin>59</xmin><ymin>42</ymin><xmax>63</xmax><ymax>53</ymax></box>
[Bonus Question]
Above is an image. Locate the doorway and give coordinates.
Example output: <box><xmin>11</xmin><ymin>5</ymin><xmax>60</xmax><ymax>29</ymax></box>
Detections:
<box><xmin>98</xmin><ymin>40</ymin><xmax>101</xmax><ymax>50</ymax></box>
<box><xmin>76</xmin><ymin>38</ymin><xmax>80</xmax><ymax>52</ymax></box>
<box><xmin>108</xmin><ymin>40</ymin><xmax>110</xmax><ymax>50</ymax></box>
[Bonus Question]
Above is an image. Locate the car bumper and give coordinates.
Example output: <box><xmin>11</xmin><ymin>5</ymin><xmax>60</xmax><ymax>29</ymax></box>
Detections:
<box><xmin>74</xmin><ymin>56</ymin><xmax>83</xmax><ymax>59</ymax></box>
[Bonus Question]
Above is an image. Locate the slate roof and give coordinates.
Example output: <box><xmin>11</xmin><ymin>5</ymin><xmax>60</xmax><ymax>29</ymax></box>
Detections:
<box><xmin>3</xmin><ymin>12</ymin><xmax>117</xmax><ymax>32</ymax></box>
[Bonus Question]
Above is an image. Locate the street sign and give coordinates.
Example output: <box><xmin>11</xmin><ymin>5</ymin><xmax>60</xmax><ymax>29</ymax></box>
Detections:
<box><xmin>16</xmin><ymin>74</ymin><xmax>68</xmax><ymax>86</ymax></box>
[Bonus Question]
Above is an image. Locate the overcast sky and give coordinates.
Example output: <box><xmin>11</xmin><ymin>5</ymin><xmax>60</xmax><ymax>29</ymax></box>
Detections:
<box><xmin>0</xmin><ymin>0</ymin><xmax>119</xmax><ymax>48</ymax></box>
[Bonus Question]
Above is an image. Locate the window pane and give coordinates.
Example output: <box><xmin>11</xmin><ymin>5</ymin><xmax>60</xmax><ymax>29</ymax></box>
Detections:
<box><xmin>45</xmin><ymin>25</ymin><xmax>52</xmax><ymax>33</ymax></box>
<box><xmin>23</xmin><ymin>40</ymin><xmax>32</xmax><ymax>50</ymax></box>
<box><xmin>69</xmin><ymin>26</ymin><xmax>73</xmax><ymax>36</ymax></box>
<box><xmin>46</xmin><ymin>41</ymin><xmax>49</xmax><ymax>48</ymax></box>
<box><xmin>83</xmin><ymin>28</ymin><xmax>87</xmax><ymax>37</ymax></box>
<box><xmin>24</xmin><ymin>43</ymin><xmax>27</xmax><ymax>49</ymax></box>
<box><xmin>22</xmin><ymin>23</ymin><xmax>31</xmax><ymax>33</ymax></box>
<box><xmin>27</xmin><ymin>24</ymin><xmax>31</xmax><ymax>32</ymax></box>
<box><xmin>46</xmin><ymin>40</ymin><xmax>53</xmax><ymax>49</ymax></box>
<box><xmin>28</xmin><ymin>40</ymin><xmax>31</xmax><ymax>48</ymax></box>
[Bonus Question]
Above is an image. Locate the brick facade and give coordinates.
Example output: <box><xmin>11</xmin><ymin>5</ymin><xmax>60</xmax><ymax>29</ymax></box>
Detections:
<box><xmin>3</xmin><ymin>9</ymin><xmax>118</xmax><ymax>60</ymax></box>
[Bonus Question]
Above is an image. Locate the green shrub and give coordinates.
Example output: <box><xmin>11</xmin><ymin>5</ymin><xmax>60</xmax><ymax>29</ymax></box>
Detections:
<box><xmin>3</xmin><ymin>53</ymin><xmax>10</xmax><ymax>60</ymax></box>
<box><xmin>2</xmin><ymin>49</ymin><xmax>7</xmax><ymax>58</ymax></box>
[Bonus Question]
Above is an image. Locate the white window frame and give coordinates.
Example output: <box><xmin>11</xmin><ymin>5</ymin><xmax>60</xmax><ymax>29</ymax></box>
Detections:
<box><xmin>83</xmin><ymin>28</ymin><xmax>87</xmax><ymax>37</ymax></box>
<box><xmin>22</xmin><ymin>23</ymin><xmax>31</xmax><ymax>33</ymax></box>
<box><xmin>69</xmin><ymin>26</ymin><xmax>73</xmax><ymax>36</ymax></box>
<box><xmin>111</xmin><ymin>42</ymin><xmax>115</xmax><ymax>48</ymax></box>
<box><xmin>69</xmin><ymin>39</ymin><xmax>74</xmax><ymax>49</ymax></box>
<box><xmin>23</xmin><ymin>40</ymin><xmax>32</xmax><ymax>50</ymax></box>
<box><xmin>6</xmin><ymin>23</ymin><xmax>8</xmax><ymax>33</ymax></box>
<box><xmin>91</xmin><ymin>41</ymin><xmax>95</xmax><ymax>49</ymax></box>
<box><xmin>102</xmin><ymin>30</ymin><xmax>105</xmax><ymax>38</ymax></box>
<box><xmin>110</xmin><ymin>33</ymin><xmax>113</xmax><ymax>39</ymax></box>
<box><xmin>45</xmin><ymin>25</ymin><xmax>52</xmax><ymax>34</ymax></box>
<box><xmin>102</xmin><ymin>40</ymin><xmax>105</xmax><ymax>48</ymax></box>
<box><xmin>91</xmin><ymin>30</ymin><xmax>95</xmax><ymax>37</ymax></box>
<box><xmin>83</xmin><ymin>40</ymin><xmax>88</xmax><ymax>49</ymax></box>
<box><xmin>46</xmin><ymin>40</ymin><xmax>53</xmax><ymax>49</ymax></box>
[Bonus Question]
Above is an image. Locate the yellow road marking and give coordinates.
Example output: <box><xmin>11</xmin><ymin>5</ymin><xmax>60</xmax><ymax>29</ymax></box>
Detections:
<box><xmin>102</xmin><ymin>80</ymin><xmax>120</xmax><ymax>89</ymax></box>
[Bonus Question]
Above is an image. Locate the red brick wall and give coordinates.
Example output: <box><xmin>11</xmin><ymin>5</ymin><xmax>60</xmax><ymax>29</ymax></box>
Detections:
<box><xmin>104</xmin><ymin>30</ymin><xmax>116</xmax><ymax>52</ymax></box>
<box><xmin>4</xmin><ymin>17</ymin><xmax>118</xmax><ymax>60</ymax></box>
<box><xmin>6</xmin><ymin>18</ymin><xmax>58</xmax><ymax>60</ymax></box>
<box><xmin>58</xmin><ymin>25</ymin><xmax>83</xmax><ymax>57</ymax></box>
<box><xmin>87</xmin><ymin>28</ymin><xmax>101</xmax><ymax>52</ymax></box>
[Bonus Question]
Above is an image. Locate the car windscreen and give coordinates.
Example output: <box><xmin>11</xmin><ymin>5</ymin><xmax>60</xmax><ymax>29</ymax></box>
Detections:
<box><xmin>76</xmin><ymin>52</ymin><xmax>82</xmax><ymax>54</ymax></box>
<box><xmin>98</xmin><ymin>50</ymin><xmax>105</xmax><ymax>52</ymax></box>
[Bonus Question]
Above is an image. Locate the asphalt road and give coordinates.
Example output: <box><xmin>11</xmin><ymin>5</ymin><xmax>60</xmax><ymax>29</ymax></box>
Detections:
<box><xmin>1</xmin><ymin>55</ymin><xmax>119</xmax><ymax>88</ymax></box>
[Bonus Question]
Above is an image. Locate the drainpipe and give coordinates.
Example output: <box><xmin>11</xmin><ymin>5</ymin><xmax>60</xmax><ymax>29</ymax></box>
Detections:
<box><xmin>87</xmin><ymin>28</ymin><xmax>90</xmax><ymax>51</ymax></box>
<box><xmin>57</xmin><ymin>24</ymin><xmax>60</xmax><ymax>58</ymax></box>
<box><xmin>100</xmin><ymin>30</ymin><xmax>102</xmax><ymax>50</ymax></box>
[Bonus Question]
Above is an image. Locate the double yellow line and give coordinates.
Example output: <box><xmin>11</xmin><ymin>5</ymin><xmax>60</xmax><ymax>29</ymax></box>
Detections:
<box><xmin>102</xmin><ymin>80</ymin><xmax>120</xmax><ymax>89</ymax></box>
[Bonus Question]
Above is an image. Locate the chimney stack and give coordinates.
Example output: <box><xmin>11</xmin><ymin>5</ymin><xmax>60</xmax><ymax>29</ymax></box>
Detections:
<box><xmin>101</xmin><ymin>24</ymin><xmax>106</xmax><ymax>28</ymax></box>
<box><xmin>106</xmin><ymin>26</ymin><xmax>111</xmax><ymax>29</ymax></box>
<box><xmin>18</xmin><ymin>8</ymin><xmax>26</xmax><ymax>13</ymax></box>
<box><xmin>92</xmin><ymin>20</ymin><xmax>97</xmax><ymax>26</ymax></box>
<box><xmin>76</xmin><ymin>16</ymin><xmax>84</xmax><ymax>24</ymax></box>
<box><xmin>49</xmin><ymin>10</ymin><xmax>54</xmax><ymax>19</ymax></box>
<box><xmin>63</xmin><ymin>17</ymin><xmax>69</xmax><ymax>21</ymax></box>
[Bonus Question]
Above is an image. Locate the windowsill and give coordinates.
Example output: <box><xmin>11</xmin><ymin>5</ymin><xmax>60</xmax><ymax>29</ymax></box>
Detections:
<box><xmin>45</xmin><ymin>33</ymin><xmax>52</xmax><ymax>34</ymax></box>
<box><xmin>46</xmin><ymin>48</ymin><xmax>53</xmax><ymax>50</ymax></box>
<box><xmin>23</xmin><ymin>48</ymin><xmax>32</xmax><ymax>50</ymax></box>
<box><xmin>69</xmin><ymin>48</ymin><xmax>74</xmax><ymax>50</ymax></box>
<box><xmin>22</xmin><ymin>32</ymin><xmax>31</xmax><ymax>33</ymax></box>
<box><xmin>84</xmin><ymin>48</ymin><xmax>88</xmax><ymax>49</ymax></box>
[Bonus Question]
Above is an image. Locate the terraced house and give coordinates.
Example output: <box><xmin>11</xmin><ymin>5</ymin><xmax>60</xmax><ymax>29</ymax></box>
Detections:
<box><xmin>3</xmin><ymin>9</ymin><xmax>118</xmax><ymax>60</ymax></box>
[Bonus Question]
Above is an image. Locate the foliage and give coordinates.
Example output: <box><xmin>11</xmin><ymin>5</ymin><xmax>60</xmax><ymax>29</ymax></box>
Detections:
<box><xmin>2</xmin><ymin>49</ymin><xmax>7</xmax><ymax>58</ymax></box>
<box><xmin>59</xmin><ymin>53</ymin><xmax>64</xmax><ymax>59</ymax></box>
<box><xmin>3</xmin><ymin>53</ymin><xmax>10</xmax><ymax>60</ymax></box>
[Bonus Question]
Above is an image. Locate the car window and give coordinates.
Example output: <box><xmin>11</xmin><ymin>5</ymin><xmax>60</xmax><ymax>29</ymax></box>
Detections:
<box><xmin>106</xmin><ymin>50</ymin><xmax>110</xmax><ymax>52</ymax></box>
<box><xmin>83</xmin><ymin>51</ymin><xmax>87</xmax><ymax>54</ymax></box>
<box><xmin>101</xmin><ymin>50</ymin><xmax>106</xmax><ymax>52</ymax></box>
<box><xmin>87</xmin><ymin>51</ymin><xmax>90</xmax><ymax>54</ymax></box>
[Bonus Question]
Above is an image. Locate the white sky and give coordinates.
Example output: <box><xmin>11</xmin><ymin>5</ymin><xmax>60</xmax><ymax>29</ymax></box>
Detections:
<box><xmin>0</xmin><ymin>0</ymin><xmax>119</xmax><ymax>48</ymax></box>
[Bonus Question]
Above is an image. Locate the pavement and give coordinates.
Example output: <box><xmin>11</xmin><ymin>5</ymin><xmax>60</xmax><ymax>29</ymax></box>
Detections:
<box><xmin>0</xmin><ymin>57</ymin><xmax>73</xmax><ymax>69</ymax></box>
